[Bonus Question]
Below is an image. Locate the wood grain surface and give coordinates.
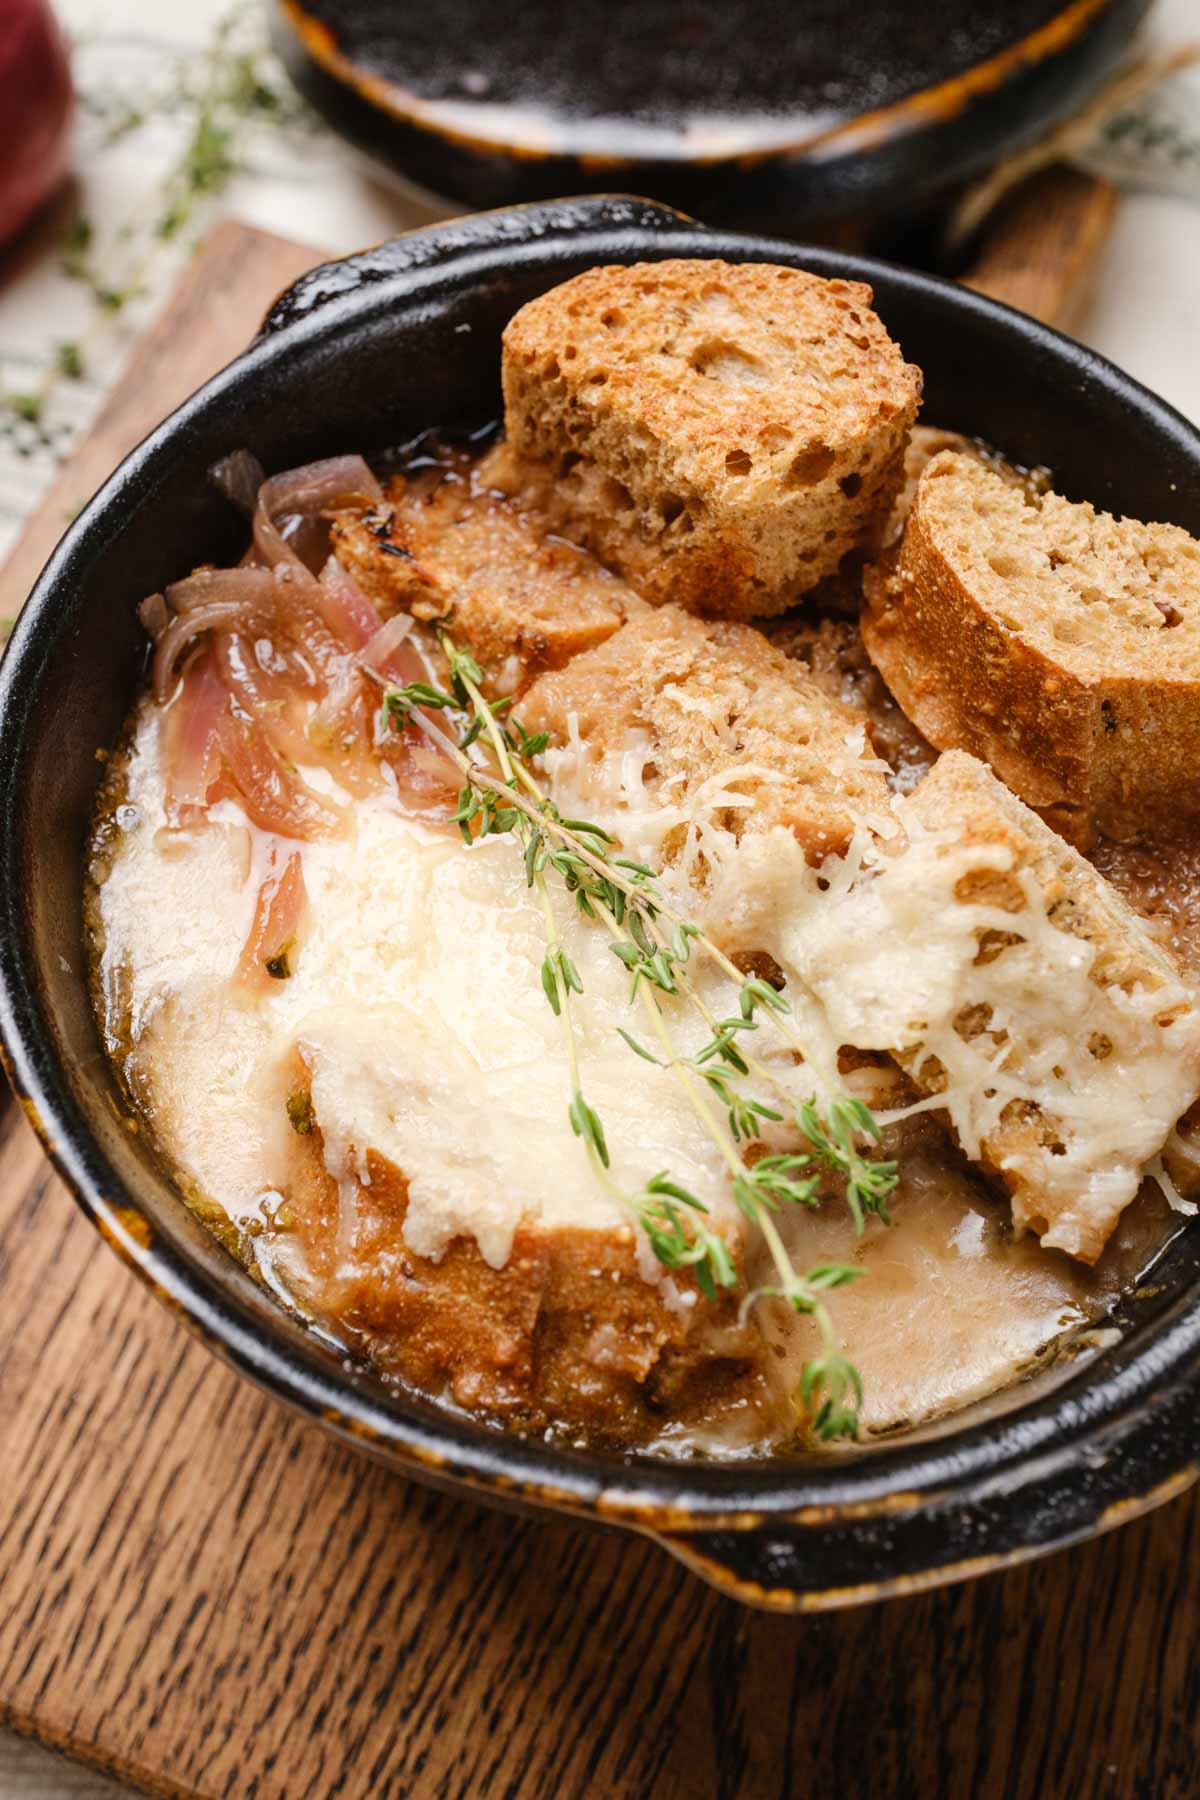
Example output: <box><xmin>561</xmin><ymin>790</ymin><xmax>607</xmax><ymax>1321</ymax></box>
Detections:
<box><xmin>6</xmin><ymin>209</ymin><xmax>1198</xmax><ymax>1800</ymax></box>
<box><xmin>1</xmin><ymin>1093</ymin><xmax>1198</xmax><ymax>1798</ymax></box>
<box><xmin>963</xmin><ymin>164</ymin><xmax>1121</xmax><ymax>328</ymax></box>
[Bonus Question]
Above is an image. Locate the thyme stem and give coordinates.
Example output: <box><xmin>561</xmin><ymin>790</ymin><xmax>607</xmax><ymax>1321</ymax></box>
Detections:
<box><xmin>377</xmin><ymin>634</ymin><xmax>898</xmax><ymax>1441</ymax></box>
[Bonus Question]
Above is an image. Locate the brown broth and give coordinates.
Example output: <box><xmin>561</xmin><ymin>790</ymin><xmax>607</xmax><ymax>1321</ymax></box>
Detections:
<box><xmin>85</xmin><ymin>433</ymin><xmax>1198</xmax><ymax>1458</ymax></box>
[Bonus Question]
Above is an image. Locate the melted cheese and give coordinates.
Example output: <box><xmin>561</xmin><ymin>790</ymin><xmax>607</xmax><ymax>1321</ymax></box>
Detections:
<box><xmin>97</xmin><ymin>702</ymin><xmax>756</xmax><ymax>1274</ymax></box>
<box><xmin>767</xmin><ymin>818</ymin><xmax>1200</xmax><ymax>1257</ymax></box>
<box><xmin>546</xmin><ymin>728</ymin><xmax>1200</xmax><ymax>1261</ymax></box>
<box><xmin>94</xmin><ymin>700</ymin><xmax>1200</xmax><ymax>1440</ymax></box>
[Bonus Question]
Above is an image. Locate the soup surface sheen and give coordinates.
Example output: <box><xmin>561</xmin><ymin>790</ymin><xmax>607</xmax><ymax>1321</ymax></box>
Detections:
<box><xmin>88</xmin><ymin>443</ymin><xmax>1194</xmax><ymax>1455</ymax></box>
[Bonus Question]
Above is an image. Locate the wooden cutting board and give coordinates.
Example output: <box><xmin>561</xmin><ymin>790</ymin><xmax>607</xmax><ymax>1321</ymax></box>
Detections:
<box><xmin>4</xmin><ymin>210</ymin><xmax>1200</xmax><ymax>1800</ymax></box>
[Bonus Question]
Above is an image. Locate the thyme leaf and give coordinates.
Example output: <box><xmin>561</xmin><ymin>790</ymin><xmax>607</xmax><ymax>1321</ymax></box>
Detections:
<box><xmin>377</xmin><ymin>628</ymin><xmax>903</xmax><ymax>1441</ymax></box>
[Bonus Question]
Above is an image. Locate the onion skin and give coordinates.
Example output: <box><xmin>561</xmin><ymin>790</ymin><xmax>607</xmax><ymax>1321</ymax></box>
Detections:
<box><xmin>235</xmin><ymin>845</ymin><xmax>308</xmax><ymax>988</ymax></box>
<box><xmin>163</xmin><ymin>651</ymin><xmax>226</xmax><ymax>825</ymax></box>
<box><xmin>144</xmin><ymin>451</ymin><xmax>458</xmax><ymax>836</ymax></box>
<box><xmin>0</xmin><ymin>0</ymin><xmax>72</xmax><ymax>251</ymax></box>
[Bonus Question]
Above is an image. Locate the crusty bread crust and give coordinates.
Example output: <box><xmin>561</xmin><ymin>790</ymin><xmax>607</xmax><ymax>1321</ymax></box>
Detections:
<box><xmin>330</xmin><ymin>466</ymin><xmax>640</xmax><ymax>692</ymax></box>
<box><xmin>862</xmin><ymin>451</ymin><xmax>1200</xmax><ymax>848</ymax></box>
<box><xmin>498</xmin><ymin>259</ymin><xmax>921</xmax><ymax>619</ymax></box>
<box><xmin>521</xmin><ymin>603</ymin><xmax>891</xmax><ymax>864</ymax></box>
<box><xmin>287</xmin><ymin>1133</ymin><xmax>763</xmax><ymax>1444</ymax></box>
<box><xmin>899</xmin><ymin>750</ymin><xmax>1200</xmax><ymax>1262</ymax></box>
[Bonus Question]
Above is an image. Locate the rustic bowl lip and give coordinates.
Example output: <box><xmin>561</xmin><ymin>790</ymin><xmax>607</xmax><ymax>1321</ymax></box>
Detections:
<box><xmin>2</xmin><ymin>197</ymin><xmax>1200</xmax><ymax>1551</ymax></box>
<box><xmin>273</xmin><ymin>0</ymin><xmax>1124</xmax><ymax>173</ymax></box>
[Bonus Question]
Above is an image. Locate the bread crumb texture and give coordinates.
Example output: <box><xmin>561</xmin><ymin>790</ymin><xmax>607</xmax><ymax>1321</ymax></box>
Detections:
<box><xmin>770</xmin><ymin>749</ymin><xmax>1200</xmax><ymax>1263</ymax></box>
<box><xmin>521</xmin><ymin>602</ymin><xmax>891</xmax><ymax>866</ymax></box>
<box><xmin>863</xmin><ymin>450</ymin><xmax>1200</xmax><ymax>847</ymax></box>
<box><xmin>500</xmin><ymin>259</ymin><xmax>922</xmax><ymax>619</ymax></box>
<box><xmin>330</xmin><ymin>464</ymin><xmax>639</xmax><ymax>693</ymax></box>
<box><xmin>286</xmin><ymin>1134</ymin><xmax>760</xmax><ymax>1444</ymax></box>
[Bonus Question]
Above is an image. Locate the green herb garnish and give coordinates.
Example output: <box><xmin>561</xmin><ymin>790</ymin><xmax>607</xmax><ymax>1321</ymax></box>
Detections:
<box><xmin>376</xmin><ymin>634</ymin><xmax>900</xmax><ymax>1442</ymax></box>
<box><xmin>285</xmin><ymin>1090</ymin><xmax>313</xmax><ymax>1135</ymax></box>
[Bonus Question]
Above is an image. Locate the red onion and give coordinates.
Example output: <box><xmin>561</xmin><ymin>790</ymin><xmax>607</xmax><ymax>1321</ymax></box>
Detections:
<box><xmin>152</xmin><ymin>598</ymin><xmax>272</xmax><ymax>702</ymax></box>
<box><xmin>163</xmin><ymin>651</ymin><xmax>226</xmax><ymax>824</ymax></box>
<box><xmin>358</xmin><ymin>611</ymin><xmax>421</xmax><ymax>679</ymax></box>
<box><xmin>141</xmin><ymin>450</ymin><xmax>456</xmax><ymax>835</ymax></box>
<box><xmin>235</xmin><ymin>846</ymin><xmax>308</xmax><ymax>987</ymax></box>
<box><xmin>318</xmin><ymin>555</ymin><xmax>381</xmax><ymax>649</ymax></box>
<box><xmin>0</xmin><ymin>0</ymin><xmax>72</xmax><ymax>251</ymax></box>
<box><xmin>210</xmin><ymin>450</ymin><xmax>266</xmax><ymax>517</ymax></box>
<box><xmin>138</xmin><ymin>592</ymin><xmax>169</xmax><ymax>637</ymax></box>
<box><xmin>215</xmin><ymin>709</ymin><xmax>343</xmax><ymax>840</ymax></box>
<box><xmin>213</xmin><ymin>630</ymin><xmax>319</xmax><ymax>768</ymax></box>
<box><xmin>253</xmin><ymin>456</ymin><xmax>383</xmax><ymax>573</ymax></box>
<box><xmin>165</xmin><ymin>566</ymin><xmax>280</xmax><ymax>615</ymax></box>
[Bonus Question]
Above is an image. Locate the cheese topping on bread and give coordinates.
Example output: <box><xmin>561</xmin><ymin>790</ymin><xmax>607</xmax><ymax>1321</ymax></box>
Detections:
<box><xmin>523</xmin><ymin>602</ymin><xmax>892</xmax><ymax>874</ymax></box>
<box><xmin>766</xmin><ymin>753</ymin><xmax>1200</xmax><ymax>1263</ymax></box>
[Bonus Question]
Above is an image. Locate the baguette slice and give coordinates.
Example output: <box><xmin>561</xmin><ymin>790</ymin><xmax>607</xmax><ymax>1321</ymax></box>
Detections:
<box><xmin>498</xmin><ymin>259</ymin><xmax>922</xmax><ymax>619</ymax></box>
<box><xmin>520</xmin><ymin>603</ymin><xmax>892</xmax><ymax>867</ymax></box>
<box><xmin>330</xmin><ymin>465</ymin><xmax>640</xmax><ymax>692</ymax></box>
<box><xmin>862</xmin><ymin>450</ymin><xmax>1200</xmax><ymax>848</ymax></box>
<box><xmin>783</xmin><ymin>749</ymin><xmax>1200</xmax><ymax>1263</ymax></box>
<box><xmin>285</xmin><ymin>1120</ymin><xmax>760</xmax><ymax>1444</ymax></box>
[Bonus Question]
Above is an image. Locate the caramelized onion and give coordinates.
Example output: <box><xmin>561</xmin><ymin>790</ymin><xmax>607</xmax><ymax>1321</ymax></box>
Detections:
<box><xmin>139</xmin><ymin>451</ymin><xmax>455</xmax><ymax>833</ymax></box>
<box><xmin>213</xmin><ymin>630</ymin><xmax>319</xmax><ymax>770</ymax></box>
<box><xmin>359</xmin><ymin>612</ymin><xmax>427</xmax><ymax>684</ymax></box>
<box><xmin>211</xmin><ymin>449</ymin><xmax>266</xmax><ymax>517</ymax></box>
<box><xmin>215</xmin><ymin>709</ymin><xmax>344</xmax><ymax>839</ymax></box>
<box><xmin>153</xmin><ymin>598</ymin><xmax>272</xmax><ymax>703</ymax></box>
<box><xmin>139</xmin><ymin>592</ymin><xmax>169</xmax><ymax>638</ymax></box>
<box><xmin>254</xmin><ymin>456</ymin><xmax>383</xmax><ymax>574</ymax></box>
<box><xmin>165</xmin><ymin>566</ymin><xmax>280</xmax><ymax>615</ymax></box>
<box><xmin>403</xmin><ymin>741</ymin><xmax>466</xmax><ymax>796</ymax></box>
<box><xmin>235</xmin><ymin>844</ymin><xmax>308</xmax><ymax>987</ymax></box>
<box><xmin>163</xmin><ymin>650</ymin><xmax>225</xmax><ymax>823</ymax></box>
<box><xmin>302</xmin><ymin>673</ymin><xmax>382</xmax><ymax>801</ymax></box>
<box><xmin>318</xmin><ymin>555</ymin><xmax>381</xmax><ymax>649</ymax></box>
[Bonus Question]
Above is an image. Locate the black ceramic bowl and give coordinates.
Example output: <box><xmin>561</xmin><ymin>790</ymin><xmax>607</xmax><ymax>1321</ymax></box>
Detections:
<box><xmin>2</xmin><ymin>198</ymin><xmax>1198</xmax><ymax>1613</ymax></box>
<box><xmin>271</xmin><ymin>0</ymin><xmax>1149</xmax><ymax>241</ymax></box>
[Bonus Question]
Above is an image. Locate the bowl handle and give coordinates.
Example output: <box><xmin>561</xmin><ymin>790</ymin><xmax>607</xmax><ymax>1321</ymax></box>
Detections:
<box><xmin>257</xmin><ymin>196</ymin><xmax>700</xmax><ymax>340</ymax></box>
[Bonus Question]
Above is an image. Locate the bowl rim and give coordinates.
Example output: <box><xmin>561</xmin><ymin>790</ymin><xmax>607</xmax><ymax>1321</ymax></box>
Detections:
<box><xmin>2</xmin><ymin>196</ymin><xmax>1199</xmax><ymax>1554</ymax></box>
<box><xmin>273</xmin><ymin>0</ymin><xmax>1129</xmax><ymax>171</ymax></box>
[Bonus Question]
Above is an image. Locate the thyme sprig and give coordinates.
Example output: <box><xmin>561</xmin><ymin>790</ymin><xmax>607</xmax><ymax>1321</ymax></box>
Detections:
<box><xmin>378</xmin><ymin>636</ymin><xmax>899</xmax><ymax>1441</ymax></box>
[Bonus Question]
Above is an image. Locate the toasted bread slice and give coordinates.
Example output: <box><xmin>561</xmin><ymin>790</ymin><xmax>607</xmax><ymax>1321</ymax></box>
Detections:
<box><xmin>885</xmin><ymin>426</ymin><xmax>974</xmax><ymax>544</ymax></box>
<box><xmin>286</xmin><ymin>1126</ymin><xmax>761</xmax><ymax>1443</ymax></box>
<box><xmin>520</xmin><ymin>603</ymin><xmax>891</xmax><ymax>866</ymax></box>
<box><xmin>498</xmin><ymin>259</ymin><xmax>922</xmax><ymax>619</ymax></box>
<box><xmin>882</xmin><ymin>428</ymin><xmax>1050</xmax><ymax>545</ymax></box>
<box><xmin>862</xmin><ymin>451</ymin><xmax>1200</xmax><ymax>847</ymax></box>
<box><xmin>887</xmin><ymin>752</ymin><xmax>1200</xmax><ymax>1261</ymax></box>
<box><xmin>330</xmin><ymin>465</ymin><xmax>639</xmax><ymax>692</ymax></box>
